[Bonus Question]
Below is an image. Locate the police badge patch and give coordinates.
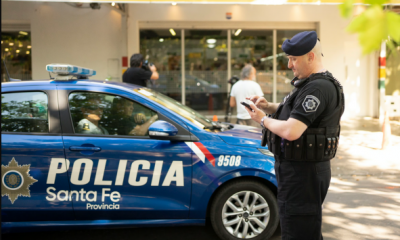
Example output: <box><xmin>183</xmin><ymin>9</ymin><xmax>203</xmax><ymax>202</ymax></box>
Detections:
<box><xmin>1</xmin><ymin>157</ymin><xmax>38</xmax><ymax>204</ymax></box>
<box><xmin>302</xmin><ymin>95</ymin><xmax>320</xmax><ymax>112</ymax></box>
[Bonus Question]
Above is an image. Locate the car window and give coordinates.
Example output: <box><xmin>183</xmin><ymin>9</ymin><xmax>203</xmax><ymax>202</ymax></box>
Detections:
<box><xmin>68</xmin><ymin>92</ymin><xmax>158</xmax><ymax>136</ymax></box>
<box><xmin>1</xmin><ymin>92</ymin><xmax>49</xmax><ymax>133</ymax></box>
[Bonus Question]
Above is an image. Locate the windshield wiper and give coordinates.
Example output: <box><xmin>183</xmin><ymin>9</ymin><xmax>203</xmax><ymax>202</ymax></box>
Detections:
<box><xmin>204</xmin><ymin>121</ymin><xmax>233</xmax><ymax>131</ymax></box>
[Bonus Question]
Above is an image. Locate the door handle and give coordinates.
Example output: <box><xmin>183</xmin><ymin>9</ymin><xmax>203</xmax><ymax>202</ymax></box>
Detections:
<box><xmin>69</xmin><ymin>146</ymin><xmax>101</xmax><ymax>152</ymax></box>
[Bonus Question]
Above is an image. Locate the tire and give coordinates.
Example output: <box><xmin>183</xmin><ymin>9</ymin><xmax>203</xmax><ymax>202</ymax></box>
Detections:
<box><xmin>210</xmin><ymin>180</ymin><xmax>279</xmax><ymax>240</ymax></box>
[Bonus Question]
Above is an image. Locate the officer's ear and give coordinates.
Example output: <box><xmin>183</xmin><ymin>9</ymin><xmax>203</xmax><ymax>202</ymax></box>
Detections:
<box><xmin>307</xmin><ymin>52</ymin><xmax>315</xmax><ymax>63</ymax></box>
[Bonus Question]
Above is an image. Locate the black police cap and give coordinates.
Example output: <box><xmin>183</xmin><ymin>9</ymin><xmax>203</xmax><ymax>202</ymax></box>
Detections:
<box><xmin>282</xmin><ymin>31</ymin><xmax>318</xmax><ymax>56</ymax></box>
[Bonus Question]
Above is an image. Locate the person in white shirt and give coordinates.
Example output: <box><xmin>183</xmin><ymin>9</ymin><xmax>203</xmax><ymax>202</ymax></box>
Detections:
<box><xmin>230</xmin><ymin>64</ymin><xmax>264</xmax><ymax>127</ymax></box>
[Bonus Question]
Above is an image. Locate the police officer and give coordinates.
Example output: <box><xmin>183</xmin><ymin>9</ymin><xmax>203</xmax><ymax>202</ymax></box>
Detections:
<box><xmin>76</xmin><ymin>95</ymin><xmax>109</xmax><ymax>135</ymax></box>
<box><xmin>245</xmin><ymin>31</ymin><xmax>344</xmax><ymax>240</ymax></box>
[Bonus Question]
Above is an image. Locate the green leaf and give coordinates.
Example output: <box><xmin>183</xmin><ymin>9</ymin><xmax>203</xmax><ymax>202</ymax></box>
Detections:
<box><xmin>387</xmin><ymin>11</ymin><xmax>400</xmax><ymax>43</ymax></box>
<box><xmin>363</xmin><ymin>0</ymin><xmax>388</xmax><ymax>6</ymax></box>
<box><xmin>338</xmin><ymin>0</ymin><xmax>354</xmax><ymax>18</ymax></box>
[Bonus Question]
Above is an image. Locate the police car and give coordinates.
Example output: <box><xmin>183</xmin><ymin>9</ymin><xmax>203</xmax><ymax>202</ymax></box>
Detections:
<box><xmin>1</xmin><ymin>64</ymin><xmax>278</xmax><ymax>240</ymax></box>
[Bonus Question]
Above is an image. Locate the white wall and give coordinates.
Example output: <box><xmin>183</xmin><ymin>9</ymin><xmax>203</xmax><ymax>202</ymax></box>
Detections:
<box><xmin>1</xmin><ymin>1</ymin><xmax>124</xmax><ymax>81</ymax></box>
<box><xmin>127</xmin><ymin>4</ymin><xmax>378</xmax><ymax>118</ymax></box>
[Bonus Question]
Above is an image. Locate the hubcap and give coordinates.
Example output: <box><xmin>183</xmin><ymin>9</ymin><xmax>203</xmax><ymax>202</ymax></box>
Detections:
<box><xmin>222</xmin><ymin>191</ymin><xmax>270</xmax><ymax>239</ymax></box>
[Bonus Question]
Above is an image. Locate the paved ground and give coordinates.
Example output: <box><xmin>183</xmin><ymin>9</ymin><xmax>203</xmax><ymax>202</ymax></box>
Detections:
<box><xmin>322</xmin><ymin>117</ymin><xmax>400</xmax><ymax>240</ymax></box>
<box><xmin>3</xmin><ymin>118</ymin><xmax>400</xmax><ymax>240</ymax></box>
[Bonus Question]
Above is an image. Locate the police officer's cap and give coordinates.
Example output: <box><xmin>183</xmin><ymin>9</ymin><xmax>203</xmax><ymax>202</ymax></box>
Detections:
<box><xmin>282</xmin><ymin>31</ymin><xmax>319</xmax><ymax>56</ymax></box>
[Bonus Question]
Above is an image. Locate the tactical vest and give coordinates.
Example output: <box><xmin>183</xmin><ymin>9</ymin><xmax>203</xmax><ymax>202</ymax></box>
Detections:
<box><xmin>262</xmin><ymin>71</ymin><xmax>345</xmax><ymax>161</ymax></box>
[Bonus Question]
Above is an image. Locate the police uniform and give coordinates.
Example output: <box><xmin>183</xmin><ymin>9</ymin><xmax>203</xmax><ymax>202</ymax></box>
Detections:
<box><xmin>263</xmin><ymin>31</ymin><xmax>345</xmax><ymax>240</ymax></box>
<box><xmin>76</xmin><ymin>118</ymin><xmax>109</xmax><ymax>135</ymax></box>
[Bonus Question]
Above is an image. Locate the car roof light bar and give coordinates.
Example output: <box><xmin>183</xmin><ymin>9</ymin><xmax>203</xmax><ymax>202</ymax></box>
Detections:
<box><xmin>46</xmin><ymin>63</ymin><xmax>96</xmax><ymax>80</ymax></box>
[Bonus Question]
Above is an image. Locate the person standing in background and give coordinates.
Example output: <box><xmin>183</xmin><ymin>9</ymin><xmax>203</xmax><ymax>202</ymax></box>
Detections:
<box><xmin>123</xmin><ymin>53</ymin><xmax>159</xmax><ymax>87</ymax></box>
<box><xmin>229</xmin><ymin>64</ymin><xmax>264</xmax><ymax>127</ymax></box>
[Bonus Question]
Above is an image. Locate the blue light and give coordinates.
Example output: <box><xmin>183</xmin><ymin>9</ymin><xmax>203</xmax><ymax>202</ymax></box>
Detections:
<box><xmin>46</xmin><ymin>63</ymin><xmax>96</xmax><ymax>78</ymax></box>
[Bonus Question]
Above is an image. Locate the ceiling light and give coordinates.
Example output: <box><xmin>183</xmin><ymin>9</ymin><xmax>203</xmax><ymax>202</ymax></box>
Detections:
<box><xmin>26</xmin><ymin>51</ymin><xmax>30</xmax><ymax>54</ymax></box>
<box><xmin>5</xmin><ymin>48</ymin><xmax>9</xmax><ymax>52</ymax></box>
<box><xmin>169</xmin><ymin>28</ymin><xmax>176</xmax><ymax>36</ymax></box>
<box><xmin>16</xmin><ymin>49</ymin><xmax>20</xmax><ymax>53</ymax></box>
<box><xmin>207</xmin><ymin>44</ymin><xmax>215</xmax><ymax>48</ymax></box>
<box><xmin>159</xmin><ymin>38</ymin><xmax>164</xmax><ymax>42</ymax></box>
<box><xmin>1</xmin><ymin>41</ymin><xmax>3</xmax><ymax>44</ymax></box>
<box><xmin>27</xmin><ymin>45</ymin><xmax>31</xmax><ymax>49</ymax></box>
<box><xmin>9</xmin><ymin>42</ymin><xmax>14</xmax><ymax>46</ymax></box>
<box><xmin>111</xmin><ymin>2</ymin><xmax>115</xmax><ymax>6</ymax></box>
<box><xmin>206</xmin><ymin>39</ymin><xmax>217</xmax><ymax>44</ymax></box>
<box><xmin>234</xmin><ymin>29</ymin><xmax>242</xmax><ymax>36</ymax></box>
<box><xmin>19</xmin><ymin>43</ymin><xmax>23</xmax><ymax>47</ymax></box>
<box><xmin>19</xmin><ymin>31</ymin><xmax>28</xmax><ymax>35</ymax></box>
<box><xmin>172</xmin><ymin>2</ymin><xmax>177</xmax><ymax>5</ymax></box>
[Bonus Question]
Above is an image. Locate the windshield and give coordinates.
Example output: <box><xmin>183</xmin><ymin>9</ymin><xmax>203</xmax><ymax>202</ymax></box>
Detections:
<box><xmin>134</xmin><ymin>88</ymin><xmax>213</xmax><ymax>129</ymax></box>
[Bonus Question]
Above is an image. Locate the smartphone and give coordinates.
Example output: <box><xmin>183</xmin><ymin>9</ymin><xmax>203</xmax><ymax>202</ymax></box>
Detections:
<box><xmin>240</xmin><ymin>101</ymin><xmax>254</xmax><ymax>112</ymax></box>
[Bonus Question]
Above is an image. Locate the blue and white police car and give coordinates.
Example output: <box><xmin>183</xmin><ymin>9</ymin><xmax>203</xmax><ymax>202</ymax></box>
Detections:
<box><xmin>1</xmin><ymin>64</ymin><xmax>278</xmax><ymax>240</ymax></box>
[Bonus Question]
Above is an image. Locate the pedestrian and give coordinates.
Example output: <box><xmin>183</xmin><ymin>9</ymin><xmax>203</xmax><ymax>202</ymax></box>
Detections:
<box><xmin>245</xmin><ymin>31</ymin><xmax>345</xmax><ymax>240</ymax></box>
<box><xmin>123</xmin><ymin>53</ymin><xmax>159</xmax><ymax>87</ymax></box>
<box><xmin>229</xmin><ymin>64</ymin><xmax>264</xmax><ymax>127</ymax></box>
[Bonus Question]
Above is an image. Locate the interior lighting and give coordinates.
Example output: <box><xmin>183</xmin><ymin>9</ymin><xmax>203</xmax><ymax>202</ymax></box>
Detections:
<box><xmin>206</xmin><ymin>39</ymin><xmax>217</xmax><ymax>44</ymax></box>
<box><xmin>27</xmin><ymin>45</ymin><xmax>32</xmax><ymax>49</ymax></box>
<box><xmin>207</xmin><ymin>44</ymin><xmax>215</xmax><ymax>48</ymax></box>
<box><xmin>234</xmin><ymin>29</ymin><xmax>242</xmax><ymax>36</ymax></box>
<box><xmin>111</xmin><ymin>2</ymin><xmax>115</xmax><ymax>6</ymax></box>
<box><xmin>172</xmin><ymin>2</ymin><xmax>177</xmax><ymax>5</ymax></box>
<box><xmin>169</xmin><ymin>28</ymin><xmax>176</xmax><ymax>36</ymax></box>
<box><xmin>19</xmin><ymin>43</ymin><xmax>23</xmax><ymax>47</ymax></box>
<box><xmin>26</xmin><ymin>51</ymin><xmax>30</xmax><ymax>54</ymax></box>
<box><xmin>159</xmin><ymin>38</ymin><xmax>164</xmax><ymax>42</ymax></box>
<box><xmin>9</xmin><ymin>42</ymin><xmax>14</xmax><ymax>46</ymax></box>
<box><xmin>1</xmin><ymin>41</ymin><xmax>3</xmax><ymax>44</ymax></box>
<box><xmin>16</xmin><ymin>50</ymin><xmax>20</xmax><ymax>53</ymax></box>
<box><xmin>5</xmin><ymin>48</ymin><xmax>9</xmax><ymax>52</ymax></box>
<box><xmin>19</xmin><ymin>31</ymin><xmax>28</xmax><ymax>35</ymax></box>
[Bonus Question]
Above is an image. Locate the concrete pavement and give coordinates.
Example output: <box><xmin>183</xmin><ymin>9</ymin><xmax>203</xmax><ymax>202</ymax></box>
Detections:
<box><xmin>322</xmin><ymin>117</ymin><xmax>400</xmax><ymax>240</ymax></box>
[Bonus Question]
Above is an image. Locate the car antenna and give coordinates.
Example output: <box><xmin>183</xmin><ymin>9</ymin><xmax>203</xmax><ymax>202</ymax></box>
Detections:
<box><xmin>1</xmin><ymin>56</ymin><xmax>21</xmax><ymax>82</ymax></box>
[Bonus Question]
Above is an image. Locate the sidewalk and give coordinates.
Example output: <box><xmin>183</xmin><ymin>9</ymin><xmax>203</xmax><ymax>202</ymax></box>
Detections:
<box><xmin>323</xmin><ymin>117</ymin><xmax>400</xmax><ymax>240</ymax></box>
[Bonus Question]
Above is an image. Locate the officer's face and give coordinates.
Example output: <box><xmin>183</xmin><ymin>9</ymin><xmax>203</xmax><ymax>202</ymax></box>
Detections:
<box><xmin>123</xmin><ymin>101</ymin><xmax>134</xmax><ymax>117</ymax></box>
<box><xmin>287</xmin><ymin>55</ymin><xmax>308</xmax><ymax>79</ymax></box>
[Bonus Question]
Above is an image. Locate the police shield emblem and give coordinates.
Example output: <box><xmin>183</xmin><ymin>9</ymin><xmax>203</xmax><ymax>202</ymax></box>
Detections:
<box><xmin>302</xmin><ymin>95</ymin><xmax>320</xmax><ymax>112</ymax></box>
<box><xmin>1</xmin><ymin>158</ymin><xmax>38</xmax><ymax>204</ymax></box>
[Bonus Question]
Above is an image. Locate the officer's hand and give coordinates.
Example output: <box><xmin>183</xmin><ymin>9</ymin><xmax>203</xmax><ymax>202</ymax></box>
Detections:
<box><xmin>246</xmin><ymin>96</ymin><xmax>269</xmax><ymax>112</ymax></box>
<box><xmin>244</xmin><ymin>102</ymin><xmax>266</xmax><ymax>124</ymax></box>
<box><xmin>149</xmin><ymin>64</ymin><xmax>157</xmax><ymax>72</ymax></box>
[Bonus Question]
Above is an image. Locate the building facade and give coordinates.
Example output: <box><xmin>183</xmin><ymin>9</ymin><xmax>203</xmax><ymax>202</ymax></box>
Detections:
<box><xmin>3</xmin><ymin>1</ymin><xmax>396</xmax><ymax>118</ymax></box>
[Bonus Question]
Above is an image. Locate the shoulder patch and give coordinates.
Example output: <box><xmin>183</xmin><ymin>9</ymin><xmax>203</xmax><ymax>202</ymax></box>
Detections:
<box><xmin>302</xmin><ymin>95</ymin><xmax>320</xmax><ymax>112</ymax></box>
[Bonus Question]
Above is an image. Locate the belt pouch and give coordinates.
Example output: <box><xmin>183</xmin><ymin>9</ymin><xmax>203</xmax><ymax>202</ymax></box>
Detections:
<box><xmin>267</xmin><ymin>130</ymin><xmax>272</xmax><ymax>151</ymax></box>
<box><xmin>271</xmin><ymin>133</ymin><xmax>281</xmax><ymax>154</ymax></box>
<box><xmin>316</xmin><ymin>135</ymin><xmax>325</xmax><ymax>160</ymax></box>
<box><xmin>293</xmin><ymin>136</ymin><xmax>303</xmax><ymax>159</ymax></box>
<box><xmin>306</xmin><ymin>135</ymin><xmax>316</xmax><ymax>160</ymax></box>
<box><xmin>284</xmin><ymin>140</ymin><xmax>293</xmax><ymax>159</ymax></box>
<box><xmin>332</xmin><ymin>137</ymin><xmax>338</xmax><ymax>157</ymax></box>
<box><xmin>261</xmin><ymin>128</ymin><xmax>268</xmax><ymax>147</ymax></box>
<box><xmin>325</xmin><ymin>138</ymin><xmax>332</xmax><ymax>156</ymax></box>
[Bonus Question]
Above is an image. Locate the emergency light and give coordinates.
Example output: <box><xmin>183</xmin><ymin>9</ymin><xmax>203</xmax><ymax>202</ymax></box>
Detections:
<box><xmin>46</xmin><ymin>63</ymin><xmax>96</xmax><ymax>80</ymax></box>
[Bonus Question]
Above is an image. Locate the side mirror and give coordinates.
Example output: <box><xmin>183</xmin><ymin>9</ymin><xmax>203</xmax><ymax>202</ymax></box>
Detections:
<box><xmin>149</xmin><ymin>120</ymin><xmax>178</xmax><ymax>138</ymax></box>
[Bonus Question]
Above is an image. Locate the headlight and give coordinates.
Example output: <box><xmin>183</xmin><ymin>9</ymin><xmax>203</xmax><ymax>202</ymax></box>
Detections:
<box><xmin>258</xmin><ymin>148</ymin><xmax>274</xmax><ymax>157</ymax></box>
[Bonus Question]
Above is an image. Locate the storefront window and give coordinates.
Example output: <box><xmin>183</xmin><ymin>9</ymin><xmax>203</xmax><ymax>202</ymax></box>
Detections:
<box><xmin>140</xmin><ymin>29</ymin><xmax>182</xmax><ymax>102</ymax></box>
<box><xmin>231</xmin><ymin>30</ymin><xmax>273</xmax><ymax>102</ymax></box>
<box><xmin>1</xmin><ymin>32</ymin><xmax>32</xmax><ymax>82</ymax></box>
<box><xmin>185</xmin><ymin>30</ymin><xmax>228</xmax><ymax>113</ymax></box>
<box><xmin>276</xmin><ymin>30</ymin><xmax>309</xmax><ymax>102</ymax></box>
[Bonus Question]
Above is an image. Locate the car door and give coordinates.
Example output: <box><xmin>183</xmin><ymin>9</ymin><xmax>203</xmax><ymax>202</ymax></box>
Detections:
<box><xmin>57</xmin><ymin>85</ymin><xmax>193</xmax><ymax>220</ymax></box>
<box><xmin>1</xmin><ymin>86</ymin><xmax>74</xmax><ymax>222</ymax></box>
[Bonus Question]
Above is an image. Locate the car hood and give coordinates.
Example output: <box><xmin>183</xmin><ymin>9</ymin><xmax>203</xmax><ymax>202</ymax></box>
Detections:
<box><xmin>216</xmin><ymin>124</ymin><xmax>264</xmax><ymax>148</ymax></box>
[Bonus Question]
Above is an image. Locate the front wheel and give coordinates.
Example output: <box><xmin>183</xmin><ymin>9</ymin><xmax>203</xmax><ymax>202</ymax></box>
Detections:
<box><xmin>210</xmin><ymin>180</ymin><xmax>279</xmax><ymax>240</ymax></box>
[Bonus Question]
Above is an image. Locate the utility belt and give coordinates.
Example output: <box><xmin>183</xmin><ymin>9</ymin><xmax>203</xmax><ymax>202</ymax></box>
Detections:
<box><xmin>263</xmin><ymin>126</ymin><xmax>340</xmax><ymax>161</ymax></box>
